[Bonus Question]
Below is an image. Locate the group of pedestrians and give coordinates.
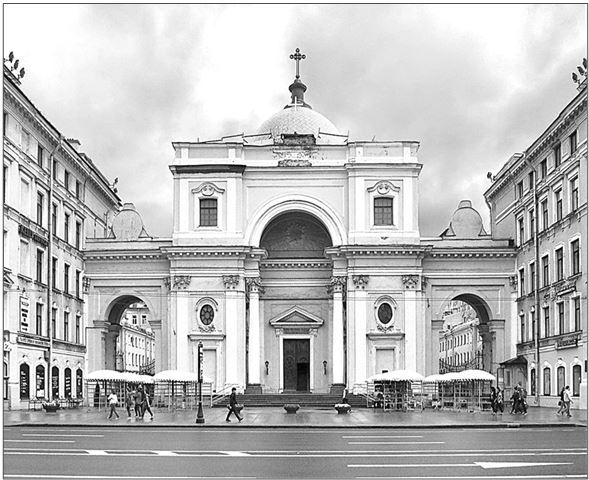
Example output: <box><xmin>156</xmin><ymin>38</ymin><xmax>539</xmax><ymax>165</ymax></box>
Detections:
<box><xmin>490</xmin><ymin>386</ymin><xmax>504</xmax><ymax>414</ymax></box>
<box><xmin>556</xmin><ymin>385</ymin><xmax>573</xmax><ymax>417</ymax></box>
<box><xmin>509</xmin><ymin>383</ymin><xmax>528</xmax><ymax>415</ymax></box>
<box><xmin>107</xmin><ymin>385</ymin><xmax>154</xmax><ymax>420</ymax></box>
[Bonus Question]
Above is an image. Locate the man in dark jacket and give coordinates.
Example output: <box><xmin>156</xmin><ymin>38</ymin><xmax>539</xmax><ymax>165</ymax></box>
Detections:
<box><xmin>225</xmin><ymin>387</ymin><xmax>243</xmax><ymax>422</ymax></box>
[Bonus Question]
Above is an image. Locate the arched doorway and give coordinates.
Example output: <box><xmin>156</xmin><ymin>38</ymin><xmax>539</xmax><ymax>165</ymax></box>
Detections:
<box><xmin>104</xmin><ymin>295</ymin><xmax>156</xmax><ymax>374</ymax></box>
<box><xmin>258</xmin><ymin>211</ymin><xmax>334</xmax><ymax>393</ymax></box>
<box><xmin>438</xmin><ymin>294</ymin><xmax>493</xmax><ymax>374</ymax></box>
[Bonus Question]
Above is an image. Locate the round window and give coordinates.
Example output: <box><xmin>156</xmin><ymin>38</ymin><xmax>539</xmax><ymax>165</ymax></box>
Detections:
<box><xmin>200</xmin><ymin>305</ymin><xmax>215</xmax><ymax>325</ymax></box>
<box><xmin>377</xmin><ymin>303</ymin><xmax>393</xmax><ymax>324</ymax></box>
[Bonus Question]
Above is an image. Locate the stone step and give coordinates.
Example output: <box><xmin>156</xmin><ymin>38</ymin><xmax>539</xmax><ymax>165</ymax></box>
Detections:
<box><xmin>213</xmin><ymin>393</ymin><xmax>367</xmax><ymax>408</ymax></box>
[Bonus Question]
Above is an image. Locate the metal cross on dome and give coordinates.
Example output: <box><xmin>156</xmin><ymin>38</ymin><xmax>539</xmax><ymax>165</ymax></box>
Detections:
<box><xmin>290</xmin><ymin>48</ymin><xmax>306</xmax><ymax>79</ymax></box>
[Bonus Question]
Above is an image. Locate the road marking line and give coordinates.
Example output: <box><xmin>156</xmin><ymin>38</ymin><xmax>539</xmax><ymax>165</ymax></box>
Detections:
<box><xmin>348</xmin><ymin>441</ymin><xmax>445</xmax><ymax>445</ymax></box>
<box><xmin>220</xmin><ymin>451</ymin><xmax>251</xmax><ymax>457</ymax></box>
<box><xmin>355</xmin><ymin>476</ymin><xmax>587</xmax><ymax>479</ymax></box>
<box><xmin>4</xmin><ymin>476</ymin><xmax>256</xmax><ymax>479</ymax></box>
<box><xmin>86</xmin><ymin>450</ymin><xmax>107</xmax><ymax>455</ymax></box>
<box><xmin>349</xmin><ymin>461</ymin><xmax>574</xmax><ymax>469</ymax></box>
<box><xmin>22</xmin><ymin>434</ymin><xmax>104</xmax><ymax>437</ymax></box>
<box><xmin>156</xmin><ymin>451</ymin><xmax>179</xmax><ymax>456</ymax></box>
<box><xmin>475</xmin><ymin>461</ymin><xmax>574</xmax><ymax>469</ymax></box>
<box><xmin>343</xmin><ymin>435</ymin><xmax>423</xmax><ymax>438</ymax></box>
<box><xmin>5</xmin><ymin>440</ymin><xmax>76</xmax><ymax>443</ymax></box>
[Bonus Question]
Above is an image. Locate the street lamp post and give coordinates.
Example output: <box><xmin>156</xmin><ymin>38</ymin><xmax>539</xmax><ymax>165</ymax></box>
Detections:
<box><xmin>196</xmin><ymin>341</ymin><xmax>205</xmax><ymax>424</ymax></box>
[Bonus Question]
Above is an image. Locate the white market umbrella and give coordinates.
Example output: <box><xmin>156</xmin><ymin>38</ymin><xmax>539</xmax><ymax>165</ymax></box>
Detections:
<box><xmin>86</xmin><ymin>370</ymin><xmax>124</xmax><ymax>381</ymax></box>
<box><xmin>367</xmin><ymin>369</ymin><xmax>424</xmax><ymax>382</ymax></box>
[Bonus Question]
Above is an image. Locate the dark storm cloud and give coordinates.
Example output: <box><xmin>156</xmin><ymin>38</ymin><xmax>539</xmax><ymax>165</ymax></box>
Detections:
<box><xmin>4</xmin><ymin>5</ymin><xmax>586</xmax><ymax>237</ymax></box>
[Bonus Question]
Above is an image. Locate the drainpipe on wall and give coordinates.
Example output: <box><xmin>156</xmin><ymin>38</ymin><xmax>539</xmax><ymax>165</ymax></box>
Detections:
<box><xmin>46</xmin><ymin>135</ymin><xmax>63</xmax><ymax>400</ymax></box>
<box><xmin>525</xmin><ymin>158</ymin><xmax>541</xmax><ymax>405</ymax></box>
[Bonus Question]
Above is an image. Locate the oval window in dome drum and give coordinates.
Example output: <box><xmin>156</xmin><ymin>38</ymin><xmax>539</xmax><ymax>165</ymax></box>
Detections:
<box><xmin>377</xmin><ymin>303</ymin><xmax>393</xmax><ymax>324</ymax></box>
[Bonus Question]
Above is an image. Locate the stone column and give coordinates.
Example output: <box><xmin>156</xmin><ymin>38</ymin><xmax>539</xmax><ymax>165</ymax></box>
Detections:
<box><xmin>246</xmin><ymin>277</ymin><xmax>263</xmax><ymax>394</ymax></box>
<box><xmin>223</xmin><ymin>275</ymin><xmax>243</xmax><ymax>386</ymax></box>
<box><xmin>402</xmin><ymin>275</ymin><xmax>419</xmax><ymax>372</ymax></box>
<box><xmin>172</xmin><ymin>275</ymin><xmax>191</xmax><ymax>371</ymax></box>
<box><xmin>329</xmin><ymin>276</ymin><xmax>346</xmax><ymax>394</ymax></box>
<box><xmin>352</xmin><ymin>275</ymin><xmax>369</xmax><ymax>385</ymax></box>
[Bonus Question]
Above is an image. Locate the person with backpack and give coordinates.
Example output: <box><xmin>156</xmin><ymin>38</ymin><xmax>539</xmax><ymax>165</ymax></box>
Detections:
<box><xmin>107</xmin><ymin>390</ymin><xmax>119</xmax><ymax>420</ymax></box>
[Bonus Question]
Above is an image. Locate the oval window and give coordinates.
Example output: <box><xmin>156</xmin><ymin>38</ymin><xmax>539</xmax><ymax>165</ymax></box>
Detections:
<box><xmin>377</xmin><ymin>303</ymin><xmax>393</xmax><ymax>324</ymax></box>
<box><xmin>200</xmin><ymin>305</ymin><xmax>214</xmax><ymax>325</ymax></box>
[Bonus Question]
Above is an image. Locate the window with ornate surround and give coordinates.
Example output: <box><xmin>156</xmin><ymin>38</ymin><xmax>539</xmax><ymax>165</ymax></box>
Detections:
<box><xmin>195</xmin><ymin>298</ymin><xmax>219</xmax><ymax>332</ymax></box>
<box><xmin>367</xmin><ymin>180</ymin><xmax>400</xmax><ymax>229</ymax></box>
<box><xmin>374</xmin><ymin>296</ymin><xmax>397</xmax><ymax>331</ymax></box>
<box><xmin>191</xmin><ymin>182</ymin><xmax>225</xmax><ymax>230</ymax></box>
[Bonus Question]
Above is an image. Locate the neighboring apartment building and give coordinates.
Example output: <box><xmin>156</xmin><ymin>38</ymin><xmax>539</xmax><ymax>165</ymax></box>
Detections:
<box><xmin>3</xmin><ymin>65</ymin><xmax>120</xmax><ymax>408</ymax></box>
<box><xmin>439</xmin><ymin>301</ymin><xmax>483</xmax><ymax>373</ymax></box>
<box><xmin>485</xmin><ymin>77</ymin><xmax>587</xmax><ymax>408</ymax></box>
<box><xmin>116</xmin><ymin>302</ymin><xmax>156</xmax><ymax>374</ymax></box>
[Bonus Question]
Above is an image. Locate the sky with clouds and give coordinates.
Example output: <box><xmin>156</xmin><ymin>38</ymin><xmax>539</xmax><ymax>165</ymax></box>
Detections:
<box><xmin>4</xmin><ymin>4</ymin><xmax>587</xmax><ymax>238</ymax></box>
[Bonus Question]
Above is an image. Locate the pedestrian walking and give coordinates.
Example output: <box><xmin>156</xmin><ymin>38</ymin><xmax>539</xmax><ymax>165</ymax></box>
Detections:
<box><xmin>496</xmin><ymin>387</ymin><xmax>504</xmax><ymax>413</ymax></box>
<box><xmin>142</xmin><ymin>390</ymin><xmax>154</xmax><ymax>419</ymax></box>
<box><xmin>225</xmin><ymin>387</ymin><xmax>243</xmax><ymax>422</ymax></box>
<box><xmin>562</xmin><ymin>385</ymin><xmax>572</xmax><ymax>417</ymax></box>
<box><xmin>107</xmin><ymin>390</ymin><xmax>119</xmax><ymax>420</ymax></box>
<box><xmin>510</xmin><ymin>386</ymin><xmax>521</xmax><ymax>414</ymax></box>
<box><xmin>125</xmin><ymin>388</ymin><xmax>134</xmax><ymax>417</ymax></box>
<box><xmin>519</xmin><ymin>383</ymin><xmax>528</xmax><ymax>415</ymax></box>
<box><xmin>490</xmin><ymin>386</ymin><xmax>496</xmax><ymax>413</ymax></box>
<box><xmin>134</xmin><ymin>387</ymin><xmax>144</xmax><ymax>417</ymax></box>
<box><xmin>556</xmin><ymin>387</ymin><xmax>566</xmax><ymax>415</ymax></box>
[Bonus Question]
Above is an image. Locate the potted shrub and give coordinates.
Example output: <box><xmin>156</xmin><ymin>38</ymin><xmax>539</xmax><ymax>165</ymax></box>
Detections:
<box><xmin>283</xmin><ymin>403</ymin><xmax>300</xmax><ymax>414</ymax></box>
<box><xmin>334</xmin><ymin>403</ymin><xmax>351</xmax><ymax>414</ymax></box>
<box><xmin>42</xmin><ymin>400</ymin><xmax>60</xmax><ymax>413</ymax></box>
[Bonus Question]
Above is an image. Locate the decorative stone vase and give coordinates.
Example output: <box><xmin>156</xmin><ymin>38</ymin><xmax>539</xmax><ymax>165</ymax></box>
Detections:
<box><xmin>43</xmin><ymin>403</ymin><xmax>60</xmax><ymax>413</ymax></box>
<box><xmin>284</xmin><ymin>404</ymin><xmax>300</xmax><ymax>414</ymax></box>
<box><xmin>335</xmin><ymin>403</ymin><xmax>351</xmax><ymax>414</ymax></box>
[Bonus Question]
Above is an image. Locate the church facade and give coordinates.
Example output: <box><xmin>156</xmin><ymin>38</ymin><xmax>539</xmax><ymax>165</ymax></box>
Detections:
<box><xmin>85</xmin><ymin>52</ymin><xmax>516</xmax><ymax>395</ymax></box>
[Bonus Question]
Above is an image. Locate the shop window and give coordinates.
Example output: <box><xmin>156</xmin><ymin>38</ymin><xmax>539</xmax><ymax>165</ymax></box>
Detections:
<box><xmin>557</xmin><ymin>366</ymin><xmax>565</xmax><ymax>395</ymax></box>
<box><xmin>573</xmin><ymin>365</ymin><xmax>581</xmax><ymax>397</ymax></box>
<box><xmin>4</xmin><ymin>362</ymin><xmax>9</xmax><ymax>400</ymax></box>
<box><xmin>543</xmin><ymin>367</ymin><xmax>551</xmax><ymax>396</ymax></box>
<box><xmin>64</xmin><ymin>368</ymin><xmax>72</xmax><ymax>398</ymax></box>
<box><xmin>35</xmin><ymin>364</ymin><xmax>45</xmax><ymax>399</ymax></box>
<box><xmin>51</xmin><ymin>366</ymin><xmax>59</xmax><ymax>400</ymax></box>
<box><xmin>530</xmin><ymin>368</ymin><xmax>536</xmax><ymax>396</ymax></box>
<box><xmin>19</xmin><ymin>364</ymin><xmax>30</xmax><ymax>400</ymax></box>
<box><xmin>76</xmin><ymin>369</ymin><xmax>83</xmax><ymax>398</ymax></box>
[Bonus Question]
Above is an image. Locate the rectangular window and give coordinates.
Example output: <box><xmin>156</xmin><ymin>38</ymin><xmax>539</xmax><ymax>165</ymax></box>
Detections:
<box><xmin>63</xmin><ymin>213</ymin><xmax>70</xmax><ymax>243</ymax></box>
<box><xmin>573</xmin><ymin>297</ymin><xmax>581</xmax><ymax>331</ymax></box>
<box><xmin>36</xmin><ymin>303</ymin><xmax>43</xmax><ymax>336</ymax></box>
<box><xmin>37</xmin><ymin>145</ymin><xmax>44</xmax><ymax>169</ymax></box>
<box><xmin>519</xmin><ymin>268</ymin><xmax>525</xmax><ymax>296</ymax></box>
<box><xmin>36</xmin><ymin>249</ymin><xmax>44</xmax><ymax>283</ymax></box>
<box><xmin>569</xmin><ymin>130</ymin><xmax>577</xmax><ymax>155</ymax></box>
<box><xmin>531</xmin><ymin>310</ymin><xmax>536</xmax><ymax>341</ymax></box>
<box><xmin>3</xmin><ymin>165</ymin><xmax>7</xmax><ymax>204</ymax></box>
<box><xmin>75</xmin><ymin>221</ymin><xmax>82</xmax><ymax>249</ymax></box>
<box><xmin>51</xmin><ymin>308</ymin><xmax>56</xmax><ymax>339</ymax></box>
<box><xmin>51</xmin><ymin>203</ymin><xmax>57</xmax><ymax>234</ymax></box>
<box><xmin>75</xmin><ymin>270</ymin><xmax>81</xmax><ymax>298</ymax></box>
<box><xmin>543</xmin><ymin>368</ymin><xmax>551</xmax><ymax>396</ymax></box>
<box><xmin>63</xmin><ymin>312</ymin><xmax>69</xmax><ymax>342</ymax></box>
<box><xmin>573</xmin><ymin>365</ymin><xmax>582</xmax><ymax>397</ymax></box>
<box><xmin>36</xmin><ymin>192</ymin><xmax>44</xmax><ymax>225</ymax></box>
<box><xmin>541</xmin><ymin>199</ymin><xmax>548</xmax><ymax>230</ymax></box>
<box><xmin>556</xmin><ymin>248</ymin><xmax>564</xmax><ymax>281</ymax></box>
<box><xmin>520</xmin><ymin>314</ymin><xmax>525</xmax><ymax>343</ymax></box>
<box><xmin>199</xmin><ymin>198</ymin><xmax>218</xmax><ymax>227</ymax></box>
<box><xmin>529</xmin><ymin>209</ymin><xmax>535</xmax><ymax>239</ymax></box>
<box><xmin>64</xmin><ymin>170</ymin><xmax>70</xmax><ymax>191</ymax></box>
<box><xmin>570</xmin><ymin>177</ymin><xmax>579</xmax><ymax>212</ymax></box>
<box><xmin>540</xmin><ymin>159</ymin><xmax>547</xmax><ymax>179</ymax></box>
<box><xmin>542</xmin><ymin>255</ymin><xmax>549</xmax><ymax>287</ymax></box>
<box><xmin>517</xmin><ymin>217</ymin><xmax>524</xmax><ymax>246</ymax></box>
<box><xmin>374</xmin><ymin>197</ymin><xmax>394</xmax><ymax>225</ymax></box>
<box><xmin>571</xmin><ymin>239</ymin><xmax>580</xmax><ymax>275</ymax></box>
<box><xmin>530</xmin><ymin>262</ymin><xmax>536</xmax><ymax>292</ymax></box>
<box><xmin>528</xmin><ymin>171</ymin><xmax>534</xmax><ymax>190</ymax></box>
<box><xmin>75</xmin><ymin>316</ymin><xmax>80</xmax><ymax>344</ymax></box>
<box><xmin>558</xmin><ymin>302</ymin><xmax>565</xmax><ymax>335</ymax></box>
<box><xmin>553</xmin><ymin>143</ymin><xmax>561</xmax><ymax>168</ymax></box>
<box><xmin>19</xmin><ymin>240</ymin><xmax>30</xmax><ymax>277</ymax></box>
<box><xmin>543</xmin><ymin>306</ymin><xmax>550</xmax><ymax>338</ymax></box>
<box><xmin>75</xmin><ymin>180</ymin><xmax>81</xmax><ymax>200</ymax></box>
<box><xmin>517</xmin><ymin>181</ymin><xmax>524</xmax><ymax>199</ymax></box>
<box><xmin>51</xmin><ymin>257</ymin><xmax>57</xmax><ymax>289</ymax></box>
<box><xmin>20</xmin><ymin>178</ymin><xmax>30</xmax><ymax>218</ymax></box>
<box><xmin>63</xmin><ymin>264</ymin><xmax>69</xmax><ymax>294</ymax></box>
<box><xmin>52</xmin><ymin>161</ymin><xmax>58</xmax><ymax>181</ymax></box>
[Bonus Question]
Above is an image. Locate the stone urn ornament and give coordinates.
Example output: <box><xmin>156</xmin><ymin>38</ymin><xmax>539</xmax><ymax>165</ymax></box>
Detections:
<box><xmin>334</xmin><ymin>403</ymin><xmax>351</xmax><ymax>414</ymax></box>
<box><xmin>284</xmin><ymin>403</ymin><xmax>300</xmax><ymax>414</ymax></box>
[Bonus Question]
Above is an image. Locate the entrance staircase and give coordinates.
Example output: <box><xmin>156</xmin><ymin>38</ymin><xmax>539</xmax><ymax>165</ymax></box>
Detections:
<box><xmin>212</xmin><ymin>392</ymin><xmax>366</xmax><ymax>408</ymax></box>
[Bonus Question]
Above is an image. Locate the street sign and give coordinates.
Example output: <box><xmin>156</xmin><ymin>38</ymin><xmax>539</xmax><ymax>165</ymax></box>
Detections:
<box><xmin>20</xmin><ymin>296</ymin><xmax>30</xmax><ymax>333</ymax></box>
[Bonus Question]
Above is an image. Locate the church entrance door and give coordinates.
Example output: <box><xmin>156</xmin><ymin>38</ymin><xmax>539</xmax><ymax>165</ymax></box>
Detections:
<box><xmin>283</xmin><ymin>339</ymin><xmax>310</xmax><ymax>392</ymax></box>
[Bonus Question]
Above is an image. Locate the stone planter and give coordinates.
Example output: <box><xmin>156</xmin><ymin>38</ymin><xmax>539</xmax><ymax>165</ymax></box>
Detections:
<box><xmin>335</xmin><ymin>403</ymin><xmax>351</xmax><ymax>414</ymax></box>
<box><xmin>43</xmin><ymin>404</ymin><xmax>60</xmax><ymax>413</ymax></box>
<box><xmin>284</xmin><ymin>404</ymin><xmax>300</xmax><ymax>414</ymax></box>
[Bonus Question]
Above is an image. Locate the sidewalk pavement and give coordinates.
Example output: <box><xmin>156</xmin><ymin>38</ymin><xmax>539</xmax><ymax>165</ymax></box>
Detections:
<box><xmin>4</xmin><ymin>405</ymin><xmax>587</xmax><ymax>429</ymax></box>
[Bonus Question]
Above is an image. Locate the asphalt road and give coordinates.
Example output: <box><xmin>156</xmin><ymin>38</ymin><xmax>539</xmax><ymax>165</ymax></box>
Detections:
<box><xmin>3</xmin><ymin>426</ymin><xmax>587</xmax><ymax>479</ymax></box>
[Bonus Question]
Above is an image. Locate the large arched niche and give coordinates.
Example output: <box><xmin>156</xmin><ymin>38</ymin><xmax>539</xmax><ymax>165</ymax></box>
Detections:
<box><xmin>260</xmin><ymin>212</ymin><xmax>332</xmax><ymax>259</ymax></box>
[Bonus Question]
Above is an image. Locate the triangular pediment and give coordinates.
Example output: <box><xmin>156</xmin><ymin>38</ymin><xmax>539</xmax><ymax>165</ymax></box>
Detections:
<box><xmin>269</xmin><ymin>306</ymin><xmax>324</xmax><ymax>328</ymax></box>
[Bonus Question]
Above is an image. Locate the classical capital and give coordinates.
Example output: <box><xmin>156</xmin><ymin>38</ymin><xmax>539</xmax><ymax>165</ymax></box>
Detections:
<box><xmin>509</xmin><ymin>275</ymin><xmax>518</xmax><ymax>293</ymax></box>
<box><xmin>173</xmin><ymin>275</ymin><xmax>191</xmax><ymax>290</ymax></box>
<box><xmin>327</xmin><ymin>276</ymin><xmax>347</xmax><ymax>294</ymax></box>
<box><xmin>401</xmin><ymin>275</ymin><xmax>419</xmax><ymax>289</ymax></box>
<box><xmin>246</xmin><ymin>277</ymin><xmax>265</xmax><ymax>294</ymax></box>
<box><xmin>352</xmin><ymin>275</ymin><xmax>369</xmax><ymax>289</ymax></box>
<box><xmin>222</xmin><ymin>275</ymin><xmax>240</xmax><ymax>290</ymax></box>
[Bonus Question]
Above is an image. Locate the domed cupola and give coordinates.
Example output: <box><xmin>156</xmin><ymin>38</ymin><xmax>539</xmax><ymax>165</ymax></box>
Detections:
<box><xmin>257</xmin><ymin>48</ymin><xmax>343</xmax><ymax>144</ymax></box>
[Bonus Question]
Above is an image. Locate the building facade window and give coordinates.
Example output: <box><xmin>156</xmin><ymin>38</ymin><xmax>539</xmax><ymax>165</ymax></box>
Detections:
<box><xmin>199</xmin><ymin>199</ymin><xmax>217</xmax><ymax>227</ymax></box>
<box><xmin>573</xmin><ymin>365</ymin><xmax>581</xmax><ymax>397</ymax></box>
<box><xmin>573</xmin><ymin>297</ymin><xmax>581</xmax><ymax>331</ymax></box>
<box><xmin>51</xmin><ymin>307</ymin><xmax>57</xmax><ymax>339</ymax></box>
<box><xmin>76</xmin><ymin>369</ymin><xmax>83</xmax><ymax>397</ymax></box>
<box><xmin>541</xmin><ymin>199</ymin><xmax>548</xmax><ymax>230</ymax></box>
<box><xmin>75</xmin><ymin>270</ymin><xmax>81</xmax><ymax>298</ymax></box>
<box><xmin>570</xmin><ymin>177</ymin><xmax>579</xmax><ymax>212</ymax></box>
<box><xmin>556</xmin><ymin>248</ymin><xmax>564</xmax><ymax>281</ymax></box>
<box><xmin>529</xmin><ymin>262</ymin><xmax>536</xmax><ymax>292</ymax></box>
<box><xmin>63</xmin><ymin>264</ymin><xmax>70</xmax><ymax>294</ymax></box>
<box><xmin>51</xmin><ymin>257</ymin><xmax>57</xmax><ymax>289</ymax></box>
<box><xmin>64</xmin><ymin>170</ymin><xmax>70</xmax><ymax>190</ymax></box>
<box><xmin>3</xmin><ymin>362</ymin><xmax>8</xmax><ymax>400</ymax></box>
<box><xmin>51</xmin><ymin>366</ymin><xmax>59</xmax><ymax>399</ymax></box>
<box><xmin>63</xmin><ymin>213</ymin><xmax>70</xmax><ymax>243</ymax></box>
<box><xmin>37</xmin><ymin>145</ymin><xmax>44</xmax><ymax>169</ymax></box>
<box><xmin>558</xmin><ymin>302</ymin><xmax>565</xmax><ymax>335</ymax></box>
<box><xmin>528</xmin><ymin>171</ymin><xmax>534</xmax><ymax>190</ymax></box>
<box><xmin>553</xmin><ymin>143</ymin><xmax>561</xmax><ymax>168</ymax></box>
<box><xmin>63</xmin><ymin>311</ymin><xmax>69</xmax><ymax>341</ymax></box>
<box><xmin>75</xmin><ymin>180</ymin><xmax>81</xmax><ymax>200</ymax></box>
<box><xmin>519</xmin><ymin>313</ymin><xmax>525</xmax><ymax>343</ymax></box>
<box><xmin>531</xmin><ymin>310</ymin><xmax>536</xmax><ymax>340</ymax></box>
<box><xmin>543</xmin><ymin>367</ymin><xmax>551</xmax><ymax>396</ymax></box>
<box><xmin>542</xmin><ymin>255</ymin><xmax>549</xmax><ymax>287</ymax></box>
<box><xmin>569</xmin><ymin>130</ymin><xmax>577</xmax><ymax>155</ymax></box>
<box><xmin>36</xmin><ymin>303</ymin><xmax>43</xmax><ymax>336</ymax></box>
<box><xmin>540</xmin><ymin>159</ymin><xmax>547</xmax><ymax>179</ymax></box>
<box><xmin>36</xmin><ymin>192</ymin><xmax>44</xmax><ymax>225</ymax></box>
<box><xmin>517</xmin><ymin>217</ymin><xmax>524</xmax><ymax>246</ymax></box>
<box><xmin>374</xmin><ymin>197</ymin><xmax>394</xmax><ymax>226</ymax></box>
<box><xmin>557</xmin><ymin>366</ymin><xmax>565</xmax><ymax>395</ymax></box>
<box><xmin>199</xmin><ymin>304</ymin><xmax>215</xmax><ymax>325</ymax></box>
<box><xmin>52</xmin><ymin>160</ymin><xmax>58</xmax><ymax>180</ymax></box>
<box><xmin>19</xmin><ymin>364</ymin><xmax>30</xmax><ymax>400</ymax></box>
<box><xmin>20</xmin><ymin>240</ymin><xmax>30</xmax><ymax>277</ymax></box>
<box><xmin>529</xmin><ymin>209</ymin><xmax>535</xmax><ymax>240</ymax></box>
<box><xmin>64</xmin><ymin>368</ymin><xmax>72</xmax><ymax>398</ymax></box>
<box><xmin>75</xmin><ymin>314</ymin><xmax>81</xmax><ymax>343</ymax></box>
<box><xmin>530</xmin><ymin>368</ymin><xmax>536</xmax><ymax>396</ymax></box>
<box><xmin>51</xmin><ymin>203</ymin><xmax>57</xmax><ymax>234</ymax></box>
<box><xmin>75</xmin><ymin>221</ymin><xmax>82</xmax><ymax>249</ymax></box>
<box><xmin>36</xmin><ymin>248</ymin><xmax>44</xmax><ymax>283</ymax></box>
<box><xmin>555</xmin><ymin>190</ymin><xmax>563</xmax><ymax>221</ymax></box>
<box><xmin>519</xmin><ymin>268</ymin><xmax>525</xmax><ymax>296</ymax></box>
<box><xmin>517</xmin><ymin>181</ymin><xmax>524</xmax><ymax>199</ymax></box>
<box><xmin>543</xmin><ymin>306</ymin><xmax>550</xmax><ymax>338</ymax></box>
<box><xmin>571</xmin><ymin>239</ymin><xmax>580</xmax><ymax>275</ymax></box>
<box><xmin>377</xmin><ymin>303</ymin><xmax>393</xmax><ymax>324</ymax></box>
